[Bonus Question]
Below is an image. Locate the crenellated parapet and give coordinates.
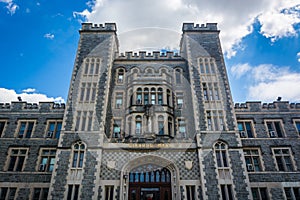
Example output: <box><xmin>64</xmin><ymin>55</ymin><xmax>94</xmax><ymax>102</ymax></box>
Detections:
<box><xmin>115</xmin><ymin>51</ymin><xmax>182</xmax><ymax>60</ymax></box>
<box><xmin>234</xmin><ymin>101</ymin><xmax>300</xmax><ymax>112</ymax></box>
<box><xmin>0</xmin><ymin>102</ymin><xmax>65</xmax><ymax>112</ymax></box>
<box><xmin>80</xmin><ymin>22</ymin><xmax>117</xmax><ymax>32</ymax></box>
<box><xmin>182</xmin><ymin>23</ymin><xmax>218</xmax><ymax>32</ymax></box>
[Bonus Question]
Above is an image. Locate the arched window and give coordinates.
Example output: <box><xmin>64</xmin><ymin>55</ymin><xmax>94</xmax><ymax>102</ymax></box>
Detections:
<box><xmin>151</xmin><ymin>88</ymin><xmax>156</xmax><ymax>104</ymax></box>
<box><xmin>158</xmin><ymin>115</ymin><xmax>164</xmax><ymax>135</ymax></box>
<box><xmin>214</xmin><ymin>142</ymin><xmax>228</xmax><ymax>168</ymax></box>
<box><xmin>136</xmin><ymin>88</ymin><xmax>142</xmax><ymax>105</ymax></box>
<box><xmin>117</xmin><ymin>68</ymin><xmax>124</xmax><ymax>83</ymax></box>
<box><xmin>135</xmin><ymin>116</ymin><xmax>142</xmax><ymax>135</ymax></box>
<box><xmin>72</xmin><ymin>141</ymin><xmax>86</xmax><ymax>168</ymax></box>
<box><xmin>144</xmin><ymin>88</ymin><xmax>149</xmax><ymax>105</ymax></box>
<box><xmin>158</xmin><ymin>88</ymin><xmax>163</xmax><ymax>105</ymax></box>
<box><xmin>175</xmin><ymin>68</ymin><xmax>182</xmax><ymax>84</ymax></box>
<box><xmin>168</xmin><ymin>117</ymin><xmax>173</xmax><ymax>136</ymax></box>
<box><xmin>167</xmin><ymin>89</ymin><xmax>172</xmax><ymax>106</ymax></box>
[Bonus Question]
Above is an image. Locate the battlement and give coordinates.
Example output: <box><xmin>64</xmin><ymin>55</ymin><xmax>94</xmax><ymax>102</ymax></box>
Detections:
<box><xmin>0</xmin><ymin>102</ymin><xmax>65</xmax><ymax>112</ymax></box>
<box><xmin>234</xmin><ymin>101</ymin><xmax>300</xmax><ymax>112</ymax></box>
<box><xmin>80</xmin><ymin>23</ymin><xmax>117</xmax><ymax>32</ymax></box>
<box><xmin>182</xmin><ymin>23</ymin><xmax>218</xmax><ymax>32</ymax></box>
<box><xmin>116</xmin><ymin>51</ymin><xmax>182</xmax><ymax>60</ymax></box>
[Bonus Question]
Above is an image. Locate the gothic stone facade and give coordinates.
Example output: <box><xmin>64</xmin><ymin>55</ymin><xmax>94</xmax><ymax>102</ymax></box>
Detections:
<box><xmin>0</xmin><ymin>23</ymin><xmax>300</xmax><ymax>200</ymax></box>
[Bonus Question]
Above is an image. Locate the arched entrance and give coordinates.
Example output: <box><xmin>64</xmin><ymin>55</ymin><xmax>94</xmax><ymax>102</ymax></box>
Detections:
<box><xmin>120</xmin><ymin>155</ymin><xmax>179</xmax><ymax>200</ymax></box>
<box><xmin>128</xmin><ymin>164</ymin><xmax>171</xmax><ymax>200</ymax></box>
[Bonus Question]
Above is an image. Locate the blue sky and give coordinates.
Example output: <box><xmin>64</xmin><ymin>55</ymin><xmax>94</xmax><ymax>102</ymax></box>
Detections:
<box><xmin>0</xmin><ymin>0</ymin><xmax>299</xmax><ymax>103</ymax></box>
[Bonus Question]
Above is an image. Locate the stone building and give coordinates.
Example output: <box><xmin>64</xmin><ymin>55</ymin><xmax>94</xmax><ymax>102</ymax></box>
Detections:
<box><xmin>0</xmin><ymin>22</ymin><xmax>299</xmax><ymax>200</ymax></box>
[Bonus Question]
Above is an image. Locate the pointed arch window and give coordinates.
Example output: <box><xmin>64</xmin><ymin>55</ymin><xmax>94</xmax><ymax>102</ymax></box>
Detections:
<box><xmin>135</xmin><ymin>116</ymin><xmax>142</xmax><ymax>135</ymax></box>
<box><xmin>116</xmin><ymin>68</ymin><xmax>124</xmax><ymax>84</ymax></box>
<box><xmin>214</xmin><ymin>142</ymin><xmax>228</xmax><ymax>168</ymax></box>
<box><xmin>158</xmin><ymin>115</ymin><xmax>165</xmax><ymax>135</ymax></box>
<box><xmin>136</xmin><ymin>88</ymin><xmax>142</xmax><ymax>105</ymax></box>
<box><xmin>72</xmin><ymin>141</ymin><xmax>86</xmax><ymax>168</ymax></box>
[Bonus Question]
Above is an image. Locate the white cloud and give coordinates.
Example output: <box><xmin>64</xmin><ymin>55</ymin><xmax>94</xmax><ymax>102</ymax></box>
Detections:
<box><xmin>22</xmin><ymin>88</ymin><xmax>36</xmax><ymax>93</ymax></box>
<box><xmin>74</xmin><ymin>0</ymin><xmax>300</xmax><ymax>58</ymax></box>
<box><xmin>0</xmin><ymin>0</ymin><xmax>18</xmax><ymax>15</ymax></box>
<box><xmin>44</xmin><ymin>33</ymin><xmax>55</xmax><ymax>40</ymax></box>
<box><xmin>230</xmin><ymin>63</ymin><xmax>300</xmax><ymax>102</ymax></box>
<box><xmin>0</xmin><ymin>88</ymin><xmax>65</xmax><ymax>103</ymax></box>
<box><xmin>297</xmin><ymin>52</ymin><xmax>300</xmax><ymax>62</ymax></box>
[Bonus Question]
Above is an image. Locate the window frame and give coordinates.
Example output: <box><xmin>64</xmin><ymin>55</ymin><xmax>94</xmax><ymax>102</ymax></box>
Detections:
<box><xmin>38</xmin><ymin>148</ymin><xmax>56</xmax><ymax>172</ymax></box>
<box><xmin>243</xmin><ymin>148</ymin><xmax>263</xmax><ymax>172</ymax></box>
<box><xmin>105</xmin><ymin>185</ymin><xmax>114</xmax><ymax>200</ymax></box>
<box><xmin>251</xmin><ymin>187</ymin><xmax>269</xmax><ymax>200</ymax></box>
<box><xmin>0</xmin><ymin>187</ymin><xmax>17</xmax><ymax>200</ymax></box>
<box><xmin>16</xmin><ymin>120</ymin><xmax>36</xmax><ymax>138</ymax></box>
<box><xmin>264</xmin><ymin>120</ymin><xmax>285</xmax><ymax>138</ymax></box>
<box><xmin>112</xmin><ymin>119</ymin><xmax>122</xmax><ymax>138</ymax></box>
<box><xmin>220</xmin><ymin>184</ymin><xmax>234</xmax><ymax>200</ymax></box>
<box><xmin>46</xmin><ymin>120</ymin><xmax>62</xmax><ymax>139</ymax></box>
<box><xmin>214</xmin><ymin>142</ymin><xmax>229</xmax><ymax>168</ymax></box>
<box><xmin>31</xmin><ymin>187</ymin><xmax>49</xmax><ymax>200</ymax></box>
<box><xmin>237</xmin><ymin>120</ymin><xmax>255</xmax><ymax>138</ymax></box>
<box><xmin>0</xmin><ymin>120</ymin><xmax>7</xmax><ymax>137</ymax></box>
<box><xmin>284</xmin><ymin>187</ymin><xmax>300</xmax><ymax>200</ymax></box>
<box><xmin>293</xmin><ymin>119</ymin><xmax>300</xmax><ymax>135</ymax></box>
<box><xmin>67</xmin><ymin>184</ymin><xmax>80</xmax><ymax>200</ymax></box>
<box><xmin>115</xmin><ymin>92</ymin><xmax>123</xmax><ymax>109</ymax></box>
<box><xmin>6</xmin><ymin>147</ymin><xmax>29</xmax><ymax>172</ymax></box>
<box><xmin>186</xmin><ymin>185</ymin><xmax>196</xmax><ymax>200</ymax></box>
<box><xmin>116</xmin><ymin>68</ymin><xmax>125</xmax><ymax>84</ymax></box>
<box><xmin>71</xmin><ymin>141</ymin><xmax>86</xmax><ymax>169</ymax></box>
<box><xmin>272</xmin><ymin>147</ymin><xmax>295</xmax><ymax>172</ymax></box>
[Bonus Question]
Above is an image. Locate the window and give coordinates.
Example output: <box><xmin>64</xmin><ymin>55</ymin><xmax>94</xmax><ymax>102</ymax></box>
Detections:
<box><xmin>266</xmin><ymin>121</ymin><xmax>284</xmax><ymax>137</ymax></box>
<box><xmin>75</xmin><ymin>111</ymin><xmax>93</xmax><ymax>131</ymax></box>
<box><xmin>186</xmin><ymin>185</ymin><xmax>195</xmax><ymax>200</ymax></box>
<box><xmin>167</xmin><ymin>90</ymin><xmax>172</xmax><ymax>106</ymax></box>
<box><xmin>7</xmin><ymin>148</ymin><xmax>28</xmax><ymax>171</ymax></box>
<box><xmin>207</xmin><ymin>111</ymin><xmax>225</xmax><ymax>131</ymax></box>
<box><xmin>117</xmin><ymin>69</ymin><xmax>124</xmax><ymax>83</ymax></box>
<box><xmin>294</xmin><ymin>120</ymin><xmax>300</xmax><ymax>135</ymax></box>
<box><xmin>203</xmin><ymin>83</ymin><xmax>208</xmax><ymax>100</ymax></box>
<box><xmin>115</xmin><ymin>93</ymin><xmax>123</xmax><ymax>109</ymax></box>
<box><xmin>199</xmin><ymin>57</ymin><xmax>217</xmax><ymax>74</ymax></box>
<box><xmin>135</xmin><ymin>116</ymin><xmax>142</xmax><ymax>135</ymax></box>
<box><xmin>243</xmin><ymin>149</ymin><xmax>262</xmax><ymax>172</ymax></box>
<box><xmin>144</xmin><ymin>88</ymin><xmax>149</xmax><ymax>105</ymax></box>
<box><xmin>158</xmin><ymin>88</ymin><xmax>163</xmax><ymax>105</ymax></box>
<box><xmin>272</xmin><ymin>148</ymin><xmax>294</xmax><ymax>171</ymax></box>
<box><xmin>178</xmin><ymin>118</ymin><xmax>186</xmax><ymax>138</ymax></box>
<box><xmin>67</xmin><ymin>184</ymin><xmax>80</xmax><ymax>200</ymax></box>
<box><xmin>151</xmin><ymin>88</ymin><xmax>156</xmax><ymax>104</ymax></box>
<box><xmin>284</xmin><ymin>187</ymin><xmax>300</xmax><ymax>200</ymax></box>
<box><xmin>113</xmin><ymin>119</ymin><xmax>121</xmax><ymax>138</ymax></box>
<box><xmin>158</xmin><ymin>116</ymin><xmax>164</xmax><ymax>135</ymax></box>
<box><xmin>38</xmin><ymin>149</ymin><xmax>56</xmax><ymax>172</ymax></box>
<box><xmin>105</xmin><ymin>186</ymin><xmax>114</xmax><ymax>200</ymax></box>
<box><xmin>84</xmin><ymin>58</ymin><xmax>100</xmax><ymax>75</ymax></box>
<box><xmin>46</xmin><ymin>120</ymin><xmax>62</xmax><ymax>139</ymax></box>
<box><xmin>251</xmin><ymin>187</ymin><xmax>269</xmax><ymax>200</ymax></box>
<box><xmin>32</xmin><ymin>188</ymin><xmax>49</xmax><ymax>200</ymax></box>
<box><xmin>0</xmin><ymin>187</ymin><xmax>17</xmax><ymax>200</ymax></box>
<box><xmin>17</xmin><ymin>121</ymin><xmax>35</xmax><ymax>138</ymax></box>
<box><xmin>238</xmin><ymin>121</ymin><xmax>254</xmax><ymax>138</ymax></box>
<box><xmin>220</xmin><ymin>185</ymin><xmax>233</xmax><ymax>200</ymax></box>
<box><xmin>175</xmin><ymin>68</ymin><xmax>182</xmax><ymax>84</ymax></box>
<box><xmin>176</xmin><ymin>93</ymin><xmax>183</xmax><ymax>109</ymax></box>
<box><xmin>215</xmin><ymin>142</ymin><xmax>228</xmax><ymax>168</ymax></box>
<box><xmin>0</xmin><ymin>120</ymin><xmax>6</xmax><ymax>137</ymax></box>
<box><xmin>72</xmin><ymin>141</ymin><xmax>85</xmax><ymax>168</ymax></box>
<box><xmin>168</xmin><ymin>117</ymin><xmax>173</xmax><ymax>136</ymax></box>
<box><xmin>136</xmin><ymin>88</ymin><xmax>142</xmax><ymax>104</ymax></box>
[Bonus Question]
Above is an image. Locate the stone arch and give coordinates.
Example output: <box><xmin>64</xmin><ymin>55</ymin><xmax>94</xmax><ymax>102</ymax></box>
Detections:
<box><xmin>120</xmin><ymin>155</ymin><xmax>180</xmax><ymax>200</ymax></box>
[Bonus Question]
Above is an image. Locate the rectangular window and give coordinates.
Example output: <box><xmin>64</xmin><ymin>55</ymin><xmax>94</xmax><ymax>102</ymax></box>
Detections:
<box><xmin>7</xmin><ymin>148</ymin><xmax>28</xmax><ymax>171</ymax></box>
<box><xmin>158</xmin><ymin>121</ymin><xmax>164</xmax><ymax>135</ymax></box>
<box><xmin>46</xmin><ymin>120</ymin><xmax>62</xmax><ymax>139</ymax></box>
<box><xmin>220</xmin><ymin>185</ymin><xmax>233</xmax><ymax>200</ymax></box>
<box><xmin>273</xmin><ymin>148</ymin><xmax>294</xmax><ymax>171</ymax></box>
<box><xmin>203</xmin><ymin>83</ymin><xmax>208</xmax><ymax>101</ymax></box>
<box><xmin>238</xmin><ymin>121</ymin><xmax>254</xmax><ymax>138</ymax></box>
<box><xmin>284</xmin><ymin>187</ymin><xmax>300</xmax><ymax>200</ymax></box>
<box><xmin>207</xmin><ymin>111</ymin><xmax>225</xmax><ymax>131</ymax></box>
<box><xmin>17</xmin><ymin>121</ymin><xmax>35</xmax><ymax>138</ymax></box>
<box><xmin>38</xmin><ymin>149</ymin><xmax>56</xmax><ymax>172</ymax></box>
<box><xmin>67</xmin><ymin>184</ymin><xmax>79</xmax><ymax>200</ymax></box>
<box><xmin>0</xmin><ymin>120</ymin><xmax>6</xmax><ymax>137</ymax></box>
<box><xmin>115</xmin><ymin>93</ymin><xmax>123</xmax><ymax>109</ymax></box>
<box><xmin>251</xmin><ymin>187</ymin><xmax>269</xmax><ymax>200</ymax></box>
<box><xmin>0</xmin><ymin>187</ymin><xmax>17</xmax><ymax>200</ymax></box>
<box><xmin>266</xmin><ymin>121</ymin><xmax>284</xmax><ymax>137</ymax></box>
<box><xmin>113</xmin><ymin>120</ymin><xmax>121</xmax><ymax>138</ymax></box>
<box><xmin>105</xmin><ymin>186</ymin><xmax>114</xmax><ymax>200</ymax></box>
<box><xmin>186</xmin><ymin>185</ymin><xmax>195</xmax><ymax>200</ymax></box>
<box><xmin>32</xmin><ymin>188</ymin><xmax>49</xmax><ymax>200</ymax></box>
<box><xmin>294</xmin><ymin>120</ymin><xmax>300</xmax><ymax>135</ymax></box>
<box><xmin>176</xmin><ymin>93</ymin><xmax>183</xmax><ymax>109</ymax></box>
<box><xmin>178</xmin><ymin>119</ymin><xmax>186</xmax><ymax>138</ymax></box>
<box><xmin>244</xmin><ymin>149</ymin><xmax>262</xmax><ymax>172</ymax></box>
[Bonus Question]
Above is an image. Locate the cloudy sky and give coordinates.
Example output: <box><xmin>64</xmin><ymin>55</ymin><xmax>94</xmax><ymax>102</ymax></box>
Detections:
<box><xmin>0</xmin><ymin>0</ymin><xmax>299</xmax><ymax>103</ymax></box>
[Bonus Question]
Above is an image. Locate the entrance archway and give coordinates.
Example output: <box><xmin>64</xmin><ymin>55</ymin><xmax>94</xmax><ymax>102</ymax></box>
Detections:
<box><xmin>120</xmin><ymin>155</ymin><xmax>179</xmax><ymax>200</ymax></box>
<box><xmin>129</xmin><ymin>164</ymin><xmax>171</xmax><ymax>200</ymax></box>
